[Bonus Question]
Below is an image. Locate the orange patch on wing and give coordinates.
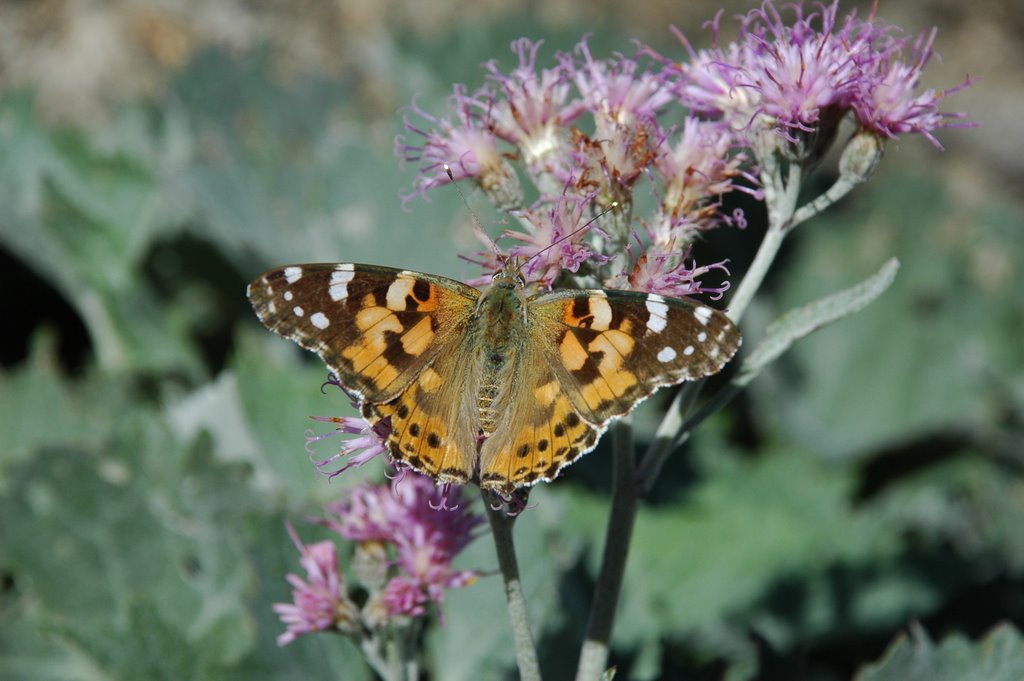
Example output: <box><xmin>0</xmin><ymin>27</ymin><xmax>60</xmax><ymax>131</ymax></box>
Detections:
<box><xmin>401</xmin><ymin>316</ymin><xmax>434</xmax><ymax>356</ymax></box>
<box><xmin>579</xmin><ymin>378</ymin><xmax>617</xmax><ymax>410</ymax></box>
<box><xmin>559</xmin><ymin>332</ymin><xmax>588</xmax><ymax>371</ymax></box>
<box><xmin>344</xmin><ymin>309</ymin><xmax>402</xmax><ymax>371</ymax></box>
<box><xmin>354</xmin><ymin>305</ymin><xmax>393</xmax><ymax>332</ymax></box>
<box><xmin>417</xmin><ymin>367</ymin><xmax>444</xmax><ymax>392</ymax></box>
<box><xmin>587</xmin><ymin>296</ymin><xmax>613</xmax><ymax>331</ymax></box>
<box><xmin>365</xmin><ymin>355</ymin><xmax>400</xmax><ymax>389</ymax></box>
<box><xmin>534</xmin><ymin>380</ymin><xmax>560</xmax><ymax>407</ymax></box>
<box><xmin>385</xmin><ymin>277</ymin><xmax>440</xmax><ymax>312</ymax></box>
<box><xmin>378</xmin><ymin>386</ymin><xmax>469</xmax><ymax>485</ymax></box>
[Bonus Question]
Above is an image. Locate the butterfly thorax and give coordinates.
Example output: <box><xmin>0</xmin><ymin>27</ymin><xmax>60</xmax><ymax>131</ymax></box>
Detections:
<box><xmin>473</xmin><ymin>269</ymin><xmax>529</xmax><ymax>435</ymax></box>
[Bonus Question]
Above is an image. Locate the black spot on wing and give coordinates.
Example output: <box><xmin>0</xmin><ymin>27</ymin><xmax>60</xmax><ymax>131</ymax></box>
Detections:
<box><xmin>413</xmin><ymin>279</ymin><xmax>431</xmax><ymax>303</ymax></box>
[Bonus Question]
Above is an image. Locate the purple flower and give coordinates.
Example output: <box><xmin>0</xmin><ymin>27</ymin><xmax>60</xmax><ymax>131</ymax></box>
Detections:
<box><xmin>659</xmin><ymin>1</ymin><xmax>971</xmax><ymax>152</ymax></box>
<box><xmin>851</xmin><ymin>28</ymin><xmax>975</xmax><ymax>148</ymax></box>
<box><xmin>560</xmin><ymin>39</ymin><xmax>671</xmax><ymax>199</ymax></box>
<box><xmin>502</xmin><ymin>190</ymin><xmax>611</xmax><ymax>287</ymax></box>
<box><xmin>652</xmin><ymin>117</ymin><xmax>753</xmax><ymax>244</ymax></box>
<box><xmin>397</xmin><ymin>86</ymin><xmax>523</xmax><ymax>210</ymax></box>
<box><xmin>662</xmin><ymin>26</ymin><xmax>757</xmax><ymax>121</ymax></box>
<box><xmin>565</xmin><ymin>123</ymin><xmax>660</xmax><ymax>209</ymax></box>
<box><xmin>482</xmin><ymin>38</ymin><xmax>579</xmax><ymax>184</ymax></box>
<box><xmin>382</xmin><ymin>575</ymin><xmax>429</xmax><ymax>617</ymax></box>
<box><xmin>273</xmin><ymin>525</ymin><xmax>358</xmax><ymax>645</ymax></box>
<box><xmin>306</xmin><ymin>415</ymin><xmax>391</xmax><ymax>480</ymax></box>
<box><xmin>736</xmin><ymin>1</ymin><xmax>867</xmax><ymax>135</ymax></box>
<box><xmin>325</xmin><ymin>474</ymin><xmax>483</xmax><ymax>615</ymax></box>
<box><xmin>566</xmin><ymin>37</ymin><xmax>675</xmax><ymax>129</ymax></box>
<box><xmin>608</xmin><ymin>245</ymin><xmax>732</xmax><ymax>301</ymax></box>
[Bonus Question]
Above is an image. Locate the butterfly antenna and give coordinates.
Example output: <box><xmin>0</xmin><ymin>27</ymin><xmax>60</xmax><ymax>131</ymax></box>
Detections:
<box><xmin>445</xmin><ymin>164</ymin><xmax>502</xmax><ymax>259</ymax></box>
<box><xmin>519</xmin><ymin>200</ymin><xmax>620</xmax><ymax>275</ymax></box>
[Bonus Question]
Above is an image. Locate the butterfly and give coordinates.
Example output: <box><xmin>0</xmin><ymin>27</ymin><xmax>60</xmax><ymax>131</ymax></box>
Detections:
<box><xmin>247</xmin><ymin>259</ymin><xmax>741</xmax><ymax>495</ymax></box>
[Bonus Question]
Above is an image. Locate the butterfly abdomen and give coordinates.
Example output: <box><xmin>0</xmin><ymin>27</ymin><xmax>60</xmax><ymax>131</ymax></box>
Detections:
<box><xmin>473</xmin><ymin>281</ymin><xmax>529</xmax><ymax>435</ymax></box>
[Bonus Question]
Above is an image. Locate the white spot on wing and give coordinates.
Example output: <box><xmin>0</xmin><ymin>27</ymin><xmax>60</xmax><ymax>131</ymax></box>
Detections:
<box><xmin>694</xmin><ymin>306</ymin><xmax>713</xmax><ymax>326</ymax></box>
<box><xmin>283</xmin><ymin>290</ymin><xmax>294</xmax><ymax>301</ymax></box>
<box><xmin>697</xmin><ymin>331</ymin><xmax>707</xmax><ymax>342</ymax></box>
<box><xmin>657</xmin><ymin>346</ymin><xmax>677</xmax><ymax>363</ymax></box>
<box><xmin>293</xmin><ymin>306</ymin><xmax>304</xmax><ymax>317</ymax></box>
<box><xmin>310</xmin><ymin>312</ymin><xmax>330</xmax><ymax>329</ymax></box>
<box><xmin>683</xmin><ymin>345</ymin><xmax>694</xmax><ymax>356</ymax></box>
<box><xmin>284</xmin><ymin>266</ymin><xmax>303</xmax><ymax>284</ymax></box>
<box><xmin>589</xmin><ymin>296</ymin><xmax>613</xmax><ymax>330</ymax></box>
<box><xmin>329</xmin><ymin>268</ymin><xmax>355</xmax><ymax>301</ymax></box>
<box><xmin>645</xmin><ymin>295</ymin><xmax>669</xmax><ymax>333</ymax></box>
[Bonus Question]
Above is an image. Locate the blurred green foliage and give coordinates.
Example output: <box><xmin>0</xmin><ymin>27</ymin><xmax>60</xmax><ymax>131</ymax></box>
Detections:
<box><xmin>2</xmin><ymin>21</ymin><xmax>1022</xmax><ymax>681</ymax></box>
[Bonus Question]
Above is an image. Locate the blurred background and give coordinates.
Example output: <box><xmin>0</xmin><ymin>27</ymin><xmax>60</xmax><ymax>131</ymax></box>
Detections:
<box><xmin>1</xmin><ymin>1</ymin><xmax>1020</xmax><ymax>679</ymax></box>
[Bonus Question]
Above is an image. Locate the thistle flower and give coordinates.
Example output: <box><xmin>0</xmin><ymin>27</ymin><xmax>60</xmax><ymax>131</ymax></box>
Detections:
<box><xmin>503</xmin><ymin>190</ymin><xmax>611</xmax><ymax>288</ymax></box>
<box><xmin>660</xmin><ymin>1</ymin><xmax>972</xmax><ymax>159</ymax></box>
<box><xmin>482</xmin><ymin>38</ymin><xmax>579</xmax><ymax>191</ymax></box>
<box><xmin>273</xmin><ymin>525</ymin><xmax>359</xmax><ymax>646</ymax></box>
<box><xmin>735</xmin><ymin>1</ymin><xmax>867</xmax><ymax>137</ymax></box>
<box><xmin>567</xmin><ymin>37</ymin><xmax>675</xmax><ymax>131</ymax></box>
<box><xmin>325</xmin><ymin>474</ymin><xmax>483</xmax><ymax>614</ymax></box>
<box><xmin>306</xmin><ymin>415</ymin><xmax>391</xmax><ymax>480</ymax></box>
<box><xmin>397</xmin><ymin>86</ymin><xmax>523</xmax><ymax>210</ymax></box>
<box><xmin>850</xmin><ymin>28</ymin><xmax>975</xmax><ymax>149</ymax></box>
<box><xmin>608</xmin><ymin>244</ymin><xmax>732</xmax><ymax>301</ymax></box>
<box><xmin>560</xmin><ymin>39</ymin><xmax>670</xmax><ymax>205</ymax></box>
<box><xmin>652</xmin><ymin>117</ymin><xmax>753</xmax><ymax>245</ymax></box>
<box><xmin>382</xmin><ymin>575</ymin><xmax>430</xmax><ymax>617</ymax></box>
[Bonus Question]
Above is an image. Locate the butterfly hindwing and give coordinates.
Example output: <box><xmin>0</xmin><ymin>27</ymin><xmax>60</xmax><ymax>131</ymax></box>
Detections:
<box><xmin>531</xmin><ymin>289</ymin><xmax>741</xmax><ymax>424</ymax></box>
<box><xmin>478</xmin><ymin>346</ymin><xmax>599</xmax><ymax>494</ymax></box>
<box><xmin>366</xmin><ymin>336</ymin><xmax>480</xmax><ymax>486</ymax></box>
<box><xmin>247</xmin><ymin>264</ymin><xmax>479</xmax><ymax>402</ymax></box>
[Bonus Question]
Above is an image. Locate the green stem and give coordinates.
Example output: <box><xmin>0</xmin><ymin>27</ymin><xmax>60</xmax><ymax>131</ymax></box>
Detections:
<box><xmin>789</xmin><ymin>172</ymin><xmax>860</xmax><ymax>228</ymax></box>
<box><xmin>727</xmin><ymin>160</ymin><xmax>803</xmax><ymax>322</ymax></box>
<box><xmin>360</xmin><ymin>636</ymin><xmax>396</xmax><ymax>681</ymax></box>
<box><xmin>576</xmin><ymin>419</ymin><xmax>636</xmax><ymax>681</ymax></box>
<box><xmin>637</xmin><ymin>157</ymin><xmax>804</xmax><ymax>495</ymax></box>
<box><xmin>635</xmin><ymin>383</ymin><xmax>699</xmax><ymax>496</ymax></box>
<box><xmin>485</xmin><ymin>493</ymin><xmax>542</xmax><ymax>681</ymax></box>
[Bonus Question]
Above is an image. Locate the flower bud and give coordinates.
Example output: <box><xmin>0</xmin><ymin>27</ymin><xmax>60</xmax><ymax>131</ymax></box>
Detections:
<box><xmin>839</xmin><ymin>129</ymin><xmax>886</xmax><ymax>185</ymax></box>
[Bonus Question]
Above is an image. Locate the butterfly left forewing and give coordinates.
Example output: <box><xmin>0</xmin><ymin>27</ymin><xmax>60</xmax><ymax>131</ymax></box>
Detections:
<box><xmin>247</xmin><ymin>264</ymin><xmax>479</xmax><ymax>403</ymax></box>
<box><xmin>531</xmin><ymin>289</ymin><xmax>741</xmax><ymax>424</ymax></box>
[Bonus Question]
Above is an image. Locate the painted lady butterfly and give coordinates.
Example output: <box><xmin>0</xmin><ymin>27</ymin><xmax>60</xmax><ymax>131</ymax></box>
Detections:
<box><xmin>248</xmin><ymin>259</ymin><xmax>740</xmax><ymax>494</ymax></box>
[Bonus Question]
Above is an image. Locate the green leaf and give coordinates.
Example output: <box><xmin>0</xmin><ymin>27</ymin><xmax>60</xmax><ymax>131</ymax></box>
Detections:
<box><xmin>557</xmin><ymin>439</ymin><xmax>972</xmax><ymax>665</ymax></box>
<box><xmin>855</xmin><ymin>622</ymin><xmax>1024</xmax><ymax>681</ymax></box>
<box><xmin>0</xmin><ymin>94</ymin><xmax>204</xmax><ymax>375</ymax></box>
<box><xmin>0</xmin><ymin>354</ymin><xmax>371</xmax><ymax>680</ymax></box>
<box><xmin>228</xmin><ymin>326</ymin><xmax>385</xmax><ymax>503</ymax></box>
<box><xmin>739</xmin><ymin>257</ymin><xmax>900</xmax><ymax>384</ymax></box>
<box><xmin>165</xmin><ymin>49</ymin><xmax>471</xmax><ymax>281</ymax></box>
<box><xmin>761</xmin><ymin>172</ymin><xmax>1024</xmax><ymax>458</ymax></box>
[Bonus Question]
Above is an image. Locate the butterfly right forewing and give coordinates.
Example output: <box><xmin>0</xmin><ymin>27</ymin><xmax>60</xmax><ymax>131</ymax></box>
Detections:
<box><xmin>531</xmin><ymin>288</ymin><xmax>741</xmax><ymax>425</ymax></box>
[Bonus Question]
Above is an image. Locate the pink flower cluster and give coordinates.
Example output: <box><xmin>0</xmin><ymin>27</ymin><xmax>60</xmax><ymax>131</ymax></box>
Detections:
<box><xmin>273</xmin><ymin>474</ymin><xmax>482</xmax><ymax>645</ymax></box>
<box><xmin>396</xmin><ymin>1</ymin><xmax>970</xmax><ymax>294</ymax></box>
<box><xmin>662</xmin><ymin>2</ymin><xmax>972</xmax><ymax>150</ymax></box>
